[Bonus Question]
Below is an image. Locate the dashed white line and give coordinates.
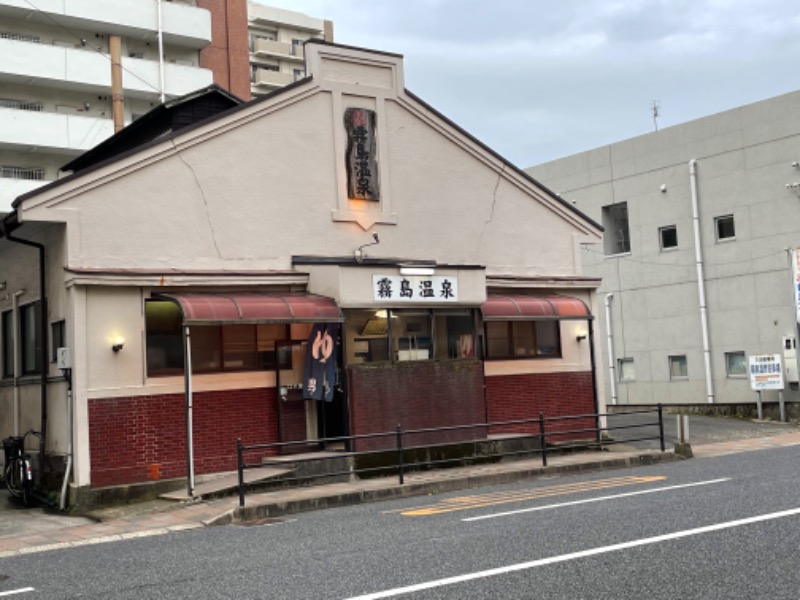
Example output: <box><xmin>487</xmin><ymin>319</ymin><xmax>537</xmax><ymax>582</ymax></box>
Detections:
<box><xmin>0</xmin><ymin>589</ymin><xmax>34</xmax><ymax>597</ymax></box>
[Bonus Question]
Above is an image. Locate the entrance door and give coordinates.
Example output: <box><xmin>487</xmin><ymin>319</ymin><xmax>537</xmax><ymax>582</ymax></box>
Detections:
<box><xmin>316</xmin><ymin>358</ymin><xmax>347</xmax><ymax>445</ymax></box>
<box><xmin>276</xmin><ymin>336</ymin><xmax>348</xmax><ymax>451</ymax></box>
<box><xmin>276</xmin><ymin>340</ymin><xmax>316</xmax><ymax>451</ymax></box>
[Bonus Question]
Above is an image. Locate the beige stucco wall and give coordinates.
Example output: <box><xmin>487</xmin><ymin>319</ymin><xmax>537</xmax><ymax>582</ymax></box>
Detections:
<box><xmin>5</xmin><ymin>43</ymin><xmax>603</xmax><ymax>487</ymax></box>
<box><xmin>19</xmin><ymin>45</ymin><xmax>599</xmax><ymax>279</ymax></box>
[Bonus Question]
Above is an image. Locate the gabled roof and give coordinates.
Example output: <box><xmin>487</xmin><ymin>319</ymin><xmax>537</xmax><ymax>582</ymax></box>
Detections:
<box><xmin>10</xmin><ymin>41</ymin><xmax>601</xmax><ymax>233</ymax></box>
<box><xmin>60</xmin><ymin>84</ymin><xmax>244</xmax><ymax>174</ymax></box>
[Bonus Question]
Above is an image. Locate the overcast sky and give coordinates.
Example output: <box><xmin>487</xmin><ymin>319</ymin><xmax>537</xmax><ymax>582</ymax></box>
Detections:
<box><xmin>255</xmin><ymin>0</ymin><xmax>800</xmax><ymax>168</ymax></box>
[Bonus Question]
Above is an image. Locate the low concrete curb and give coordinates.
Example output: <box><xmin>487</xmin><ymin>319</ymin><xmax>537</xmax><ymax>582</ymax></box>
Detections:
<box><xmin>215</xmin><ymin>451</ymin><xmax>682</xmax><ymax>526</ymax></box>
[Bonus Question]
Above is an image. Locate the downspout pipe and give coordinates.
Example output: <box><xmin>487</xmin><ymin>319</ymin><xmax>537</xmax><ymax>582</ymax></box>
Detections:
<box><xmin>689</xmin><ymin>159</ymin><xmax>715</xmax><ymax>403</ymax></box>
<box><xmin>588</xmin><ymin>318</ymin><xmax>601</xmax><ymax>442</ymax></box>
<box><xmin>3</xmin><ymin>224</ymin><xmax>48</xmax><ymax>469</ymax></box>
<box><xmin>59</xmin><ymin>368</ymin><xmax>73</xmax><ymax>511</ymax></box>
<box><xmin>604</xmin><ymin>293</ymin><xmax>618</xmax><ymax>405</ymax></box>
<box><xmin>12</xmin><ymin>289</ymin><xmax>27</xmax><ymax>435</ymax></box>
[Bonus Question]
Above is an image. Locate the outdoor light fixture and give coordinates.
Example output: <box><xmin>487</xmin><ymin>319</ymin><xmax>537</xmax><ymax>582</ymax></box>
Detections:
<box><xmin>355</xmin><ymin>232</ymin><xmax>380</xmax><ymax>264</ymax></box>
<box><xmin>575</xmin><ymin>333</ymin><xmax>587</xmax><ymax>342</ymax></box>
<box><xmin>112</xmin><ymin>336</ymin><xmax>125</xmax><ymax>352</ymax></box>
<box><xmin>399</xmin><ymin>266</ymin><xmax>435</xmax><ymax>276</ymax></box>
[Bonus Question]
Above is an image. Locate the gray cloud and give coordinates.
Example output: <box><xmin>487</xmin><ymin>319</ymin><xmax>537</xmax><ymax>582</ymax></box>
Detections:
<box><xmin>257</xmin><ymin>0</ymin><xmax>800</xmax><ymax>165</ymax></box>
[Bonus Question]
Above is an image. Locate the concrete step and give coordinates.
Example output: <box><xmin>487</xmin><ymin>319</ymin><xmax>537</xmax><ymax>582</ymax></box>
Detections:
<box><xmin>159</xmin><ymin>466</ymin><xmax>293</xmax><ymax>502</ymax></box>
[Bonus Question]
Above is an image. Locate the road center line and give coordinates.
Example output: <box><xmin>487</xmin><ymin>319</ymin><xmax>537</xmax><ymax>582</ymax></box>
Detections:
<box><xmin>463</xmin><ymin>478</ymin><xmax>731</xmax><ymax>522</ymax></box>
<box><xmin>345</xmin><ymin>503</ymin><xmax>800</xmax><ymax>600</ymax></box>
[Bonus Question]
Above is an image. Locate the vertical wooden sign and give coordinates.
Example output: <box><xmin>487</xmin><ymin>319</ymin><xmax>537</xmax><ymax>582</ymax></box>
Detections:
<box><xmin>344</xmin><ymin>107</ymin><xmax>379</xmax><ymax>201</ymax></box>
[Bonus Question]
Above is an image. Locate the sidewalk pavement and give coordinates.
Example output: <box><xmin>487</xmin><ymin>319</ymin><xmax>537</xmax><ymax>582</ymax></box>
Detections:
<box><xmin>2</xmin><ymin>430</ymin><xmax>800</xmax><ymax>558</ymax></box>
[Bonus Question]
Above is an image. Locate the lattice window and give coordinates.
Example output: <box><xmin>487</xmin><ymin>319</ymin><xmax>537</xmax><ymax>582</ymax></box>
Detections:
<box><xmin>0</xmin><ymin>98</ymin><xmax>43</xmax><ymax>112</ymax></box>
<box><xmin>0</xmin><ymin>166</ymin><xmax>45</xmax><ymax>180</ymax></box>
<box><xmin>0</xmin><ymin>32</ymin><xmax>40</xmax><ymax>43</ymax></box>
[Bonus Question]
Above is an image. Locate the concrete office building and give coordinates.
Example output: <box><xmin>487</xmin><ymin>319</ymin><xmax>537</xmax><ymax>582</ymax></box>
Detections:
<box><xmin>527</xmin><ymin>90</ymin><xmax>800</xmax><ymax>413</ymax></box>
<box><xmin>0</xmin><ymin>0</ymin><xmax>330</xmax><ymax>214</ymax></box>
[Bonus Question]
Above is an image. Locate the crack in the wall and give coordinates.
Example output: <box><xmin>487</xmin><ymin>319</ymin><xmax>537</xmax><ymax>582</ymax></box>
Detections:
<box><xmin>173</xmin><ymin>143</ymin><xmax>222</xmax><ymax>258</ymax></box>
<box><xmin>476</xmin><ymin>165</ymin><xmax>506</xmax><ymax>257</ymax></box>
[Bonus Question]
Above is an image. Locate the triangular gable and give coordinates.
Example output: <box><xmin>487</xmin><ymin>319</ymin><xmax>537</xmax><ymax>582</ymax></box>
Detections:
<box><xmin>60</xmin><ymin>84</ymin><xmax>244</xmax><ymax>175</ymax></box>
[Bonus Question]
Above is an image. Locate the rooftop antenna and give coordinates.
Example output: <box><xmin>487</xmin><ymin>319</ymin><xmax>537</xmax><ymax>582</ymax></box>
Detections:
<box><xmin>652</xmin><ymin>100</ymin><xmax>660</xmax><ymax>131</ymax></box>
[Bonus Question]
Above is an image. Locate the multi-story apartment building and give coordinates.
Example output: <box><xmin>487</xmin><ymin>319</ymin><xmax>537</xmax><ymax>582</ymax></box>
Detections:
<box><xmin>527</xmin><ymin>90</ymin><xmax>800</xmax><ymax>413</ymax></box>
<box><xmin>247</xmin><ymin>2</ymin><xmax>332</xmax><ymax>97</ymax></box>
<box><xmin>0</xmin><ymin>0</ymin><xmax>331</xmax><ymax>213</ymax></box>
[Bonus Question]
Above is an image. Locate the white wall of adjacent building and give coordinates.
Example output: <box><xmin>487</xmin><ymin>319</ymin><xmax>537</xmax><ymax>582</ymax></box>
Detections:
<box><xmin>527</xmin><ymin>89</ymin><xmax>800</xmax><ymax>407</ymax></box>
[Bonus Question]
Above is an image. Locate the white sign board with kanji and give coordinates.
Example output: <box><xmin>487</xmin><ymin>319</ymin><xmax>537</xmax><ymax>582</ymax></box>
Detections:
<box><xmin>373</xmin><ymin>275</ymin><xmax>458</xmax><ymax>303</ymax></box>
<box><xmin>748</xmin><ymin>354</ymin><xmax>784</xmax><ymax>391</ymax></box>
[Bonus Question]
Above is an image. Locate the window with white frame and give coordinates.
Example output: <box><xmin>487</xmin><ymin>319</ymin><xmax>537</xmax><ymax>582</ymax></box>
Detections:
<box><xmin>618</xmin><ymin>357</ymin><xmax>635</xmax><ymax>381</ymax></box>
<box><xmin>725</xmin><ymin>351</ymin><xmax>747</xmax><ymax>377</ymax></box>
<box><xmin>659</xmin><ymin>225</ymin><xmax>678</xmax><ymax>250</ymax></box>
<box><xmin>669</xmin><ymin>355</ymin><xmax>688</xmax><ymax>380</ymax></box>
<box><xmin>602</xmin><ymin>202</ymin><xmax>630</xmax><ymax>255</ymax></box>
<box><xmin>715</xmin><ymin>215</ymin><xmax>735</xmax><ymax>241</ymax></box>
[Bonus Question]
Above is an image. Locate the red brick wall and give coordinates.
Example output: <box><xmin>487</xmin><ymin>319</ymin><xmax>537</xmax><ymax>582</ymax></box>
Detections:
<box><xmin>197</xmin><ymin>0</ymin><xmax>251</xmax><ymax>100</ymax></box>
<box><xmin>486</xmin><ymin>371</ymin><xmax>596</xmax><ymax>442</ymax></box>
<box><xmin>348</xmin><ymin>360</ymin><xmax>485</xmax><ymax>451</ymax></box>
<box><xmin>88</xmin><ymin>388</ymin><xmax>276</xmax><ymax>487</ymax></box>
<box><xmin>278</xmin><ymin>393</ymin><xmax>309</xmax><ymax>445</ymax></box>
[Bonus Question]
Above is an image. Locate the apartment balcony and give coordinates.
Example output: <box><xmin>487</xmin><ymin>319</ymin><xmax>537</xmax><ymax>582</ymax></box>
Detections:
<box><xmin>0</xmin><ymin>38</ymin><xmax>213</xmax><ymax>100</ymax></box>
<box><xmin>0</xmin><ymin>0</ymin><xmax>211</xmax><ymax>48</ymax></box>
<box><xmin>0</xmin><ymin>106</ymin><xmax>116</xmax><ymax>153</ymax></box>
<box><xmin>252</xmin><ymin>69</ymin><xmax>295</xmax><ymax>88</ymax></box>
<box><xmin>0</xmin><ymin>107</ymin><xmax>120</xmax><ymax>212</ymax></box>
<box><xmin>252</xmin><ymin>38</ymin><xmax>304</xmax><ymax>62</ymax></box>
<box><xmin>0</xmin><ymin>178</ymin><xmax>48</xmax><ymax>213</ymax></box>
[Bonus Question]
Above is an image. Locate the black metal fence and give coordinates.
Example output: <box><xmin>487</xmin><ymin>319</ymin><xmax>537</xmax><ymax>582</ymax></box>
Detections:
<box><xmin>235</xmin><ymin>405</ymin><xmax>665</xmax><ymax>507</ymax></box>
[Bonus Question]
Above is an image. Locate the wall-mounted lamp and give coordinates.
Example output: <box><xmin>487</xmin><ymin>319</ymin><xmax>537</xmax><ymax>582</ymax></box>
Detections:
<box><xmin>112</xmin><ymin>336</ymin><xmax>125</xmax><ymax>352</ymax></box>
<box><xmin>786</xmin><ymin>182</ymin><xmax>800</xmax><ymax>198</ymax></box>
<box><xmin>355</xmin><ymin>232</ymin><xmax>380</xmax><ymax>264</ymax></box>
<box><xmin>791</xmin><ymin>162</ymin><xmax>799</xmax><ymax>168</ymax></box>
<box><xmin>575</xmin><ymin>333</ymin><xmax>587</xmax><ymax>342</ymax></box>
<box><xmin>660</xmin><ymin>184</ymin><xmax>667</xmax><ymax>193</ymax></box>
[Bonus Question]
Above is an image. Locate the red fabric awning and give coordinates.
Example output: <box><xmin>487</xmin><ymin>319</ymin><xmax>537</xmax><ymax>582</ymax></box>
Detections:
<box><xmin>481</xmin><ymin>294</ymin><xmax>590</xmax><ymax>320</ymax></box>
<box><xmin>156</xmin><ymin>293</ymin><xmax>343</xmax><ymax>324</ymax></box>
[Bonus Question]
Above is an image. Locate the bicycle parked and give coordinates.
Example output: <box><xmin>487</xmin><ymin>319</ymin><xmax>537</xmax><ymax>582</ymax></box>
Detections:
<box><xmin>3</xmin><ymin>430</ymin><xmax>41</xmax><ymax>507</ymax></box>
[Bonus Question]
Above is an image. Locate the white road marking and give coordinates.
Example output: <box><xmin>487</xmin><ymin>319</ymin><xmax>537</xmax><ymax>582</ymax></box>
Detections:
<box><xmin>0</xmin><ymin>589</ymin><xmax>34</xmax><ymax>597</ymax></box>
<box><xmin>463</xmin><ymin>478</ymin><xmax>731</xmax><ymax>522</ymax></box>
<box><xmin>344</xmin><ymin>504</ymin><xmax>800</xmax><ymax>600</ymax></box>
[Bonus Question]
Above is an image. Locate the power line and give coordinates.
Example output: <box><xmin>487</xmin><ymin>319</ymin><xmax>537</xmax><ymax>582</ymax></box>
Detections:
<box><xmin>22</xmin><ymin>0</ymin><xmax>164</xmax><ymax>97</ymax></box>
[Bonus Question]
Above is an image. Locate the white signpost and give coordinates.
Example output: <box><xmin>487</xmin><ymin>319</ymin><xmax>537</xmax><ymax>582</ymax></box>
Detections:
<box><xmin>748</xmin><ymin>354</ymin><xmax>784</xmax><ymax>421</ymax></box>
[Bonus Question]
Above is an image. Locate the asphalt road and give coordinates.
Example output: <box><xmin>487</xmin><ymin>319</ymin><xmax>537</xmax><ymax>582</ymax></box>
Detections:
<box><xmin>2</xmin><ymin>440</ymin><xmax>800</xmax><ymax>599</ymax></box>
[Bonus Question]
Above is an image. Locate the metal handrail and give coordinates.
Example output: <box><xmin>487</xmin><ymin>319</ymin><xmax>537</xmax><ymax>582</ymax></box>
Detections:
<box><xmin>235</xmin><ymin>405</ymin><xmax>665</xmax><ymax>507</ymax></box>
